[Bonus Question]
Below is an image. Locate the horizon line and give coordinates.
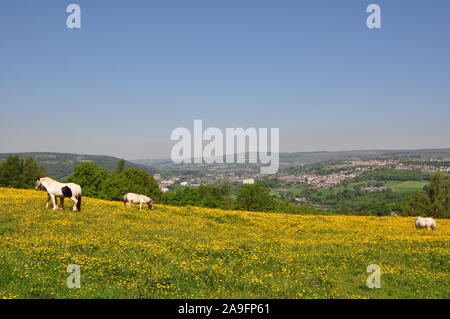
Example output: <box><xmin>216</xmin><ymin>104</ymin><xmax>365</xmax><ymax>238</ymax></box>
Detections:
<box><xmin>1</xmin><ymin>147</ymin><xmax>450</xmax><ymax>162</ymax></box>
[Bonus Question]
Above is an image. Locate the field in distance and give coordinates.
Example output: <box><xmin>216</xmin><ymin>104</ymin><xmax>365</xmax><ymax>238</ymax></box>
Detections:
<box><xmin>271</xmin><ymin>180</ymin><xmax>428</xmax><ymax>197</ymax></box>
<box><xmin>0</xmin><ymin>188</ymin><xmax>448</xmax><ymax>299</ymax></box>
<box><xmin>384</xmin><ymin>180</ymin><xmax>428</xmax><ymax>193</ymax></box>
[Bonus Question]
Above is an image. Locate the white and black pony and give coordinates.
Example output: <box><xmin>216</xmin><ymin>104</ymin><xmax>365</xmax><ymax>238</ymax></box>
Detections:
<box><xmin>35</xmin><ymin>177</ymin><xmax>82</xmax><ymax>212</ymax></box>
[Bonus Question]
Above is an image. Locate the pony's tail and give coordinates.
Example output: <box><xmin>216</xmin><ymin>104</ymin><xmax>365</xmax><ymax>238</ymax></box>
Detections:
<box><xmin>76</xmin><ymin>194</ymin><xmax>82</xmax><ymax>212</ymax></box>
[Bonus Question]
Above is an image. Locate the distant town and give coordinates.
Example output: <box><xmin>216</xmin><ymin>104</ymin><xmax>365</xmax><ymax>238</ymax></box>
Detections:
<box><xmin>151</xmin><ymin>155</ymin><xmax>450</xmax><ymax>192</ymax></box>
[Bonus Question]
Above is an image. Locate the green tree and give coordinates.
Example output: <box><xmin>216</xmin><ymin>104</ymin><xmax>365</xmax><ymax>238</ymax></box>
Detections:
<box><xmin>66</xmin><ymin>162</ymin><xmax>109</xmax><ymax>198</ymax></box>
<box><xmin>117</xmin><ymin>159</ymin><xmax>125</xmax><ymax>173</ymax></box>
<box><xmin>234</xmin><ymin>184</ymin><xmax>275</xmax><ymax>212</ymax></box>
<box><xmin>162</xmin><ymin>187</ymin><xmax>201</xmax><ymax>206</ymax></box>
<box><xmin>101</xmin><ymin>168</ymin><xmax>162</xmax><ymax>202</ymax></box>
<box><xmin>402</xmin><ymin>172</ymin><xmax>449</xmax><ymax>218</ymax></box>
<box><xmin>198</xmin><ymin>182</ymin><xmax>232</xmax><ymax>208</ymax></box>
<box><xmin>21</xmin><ymin>156</ymin><xmax>46</xmax><ymax>188</ymax></box>
<box><xmin>0</xmin><ymin>155</ymin><xmax>45</xmax><ymax>189</ymax></box>
<box><xmin>424</xmin><ymin>173</ymin><xmax>449</xmax><ymax>218</ymax></box>
<box><xmin>0</xmin><ymin>155</ymin><xmax>22</xmax><ymax>187</ymax></box>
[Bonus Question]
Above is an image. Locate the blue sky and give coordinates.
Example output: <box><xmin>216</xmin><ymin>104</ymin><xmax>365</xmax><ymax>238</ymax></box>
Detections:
<box><xmin>0</xmin><ymin>0</ymin><xmax>449</xmax><ymax>159</ymax></box>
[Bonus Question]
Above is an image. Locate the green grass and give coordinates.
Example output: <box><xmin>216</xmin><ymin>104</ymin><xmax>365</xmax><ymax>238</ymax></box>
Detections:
<box><xmin>384</xmin><ymin>181</ymin><xmax>428</xmax><ymax>194</ymax></box>
<box><xmin>271</xmin><ymin>180</ymin><xmax>427</xmax><ymax>198</ymax></box>
<box><xmin>0</xmin><ymin>188</ymin><xmax>449</xmax><ymax>299</ymax></box>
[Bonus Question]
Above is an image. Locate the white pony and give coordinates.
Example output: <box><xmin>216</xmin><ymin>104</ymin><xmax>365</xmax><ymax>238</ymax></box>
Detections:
<box><xmin>36</xmin><ymin>177</ymin><xmax>82</xmax><ymax>212</ymax></box>
<box><xmin>123</xmin><ymin>193</ymin><xmax>153</xmax><ymax>211</ymax></box>
<box><xmin>415</xmin><ymin>216</ymin><xmax>437</xmax><ymax>231</ymax></box>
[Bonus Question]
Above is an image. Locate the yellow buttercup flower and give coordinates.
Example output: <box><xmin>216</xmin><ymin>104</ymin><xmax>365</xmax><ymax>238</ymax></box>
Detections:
<box><xmin>0</xmin><ymin>187</ymin><xmax>448</xmax><ymax>299</ymax></box>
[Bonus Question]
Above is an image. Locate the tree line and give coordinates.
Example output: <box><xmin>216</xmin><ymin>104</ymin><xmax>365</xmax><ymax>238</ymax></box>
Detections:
<box><xmin>1</xmin><ymin>154</ymin><xmax>447</xmax><ymax>217</ymax></box>
<box><xmin>163</xmin><ymin>182</ymin><xmax>323</xmax><ymax>214</ymax></box>
<box><xmin>0</xmin><ymin>155</ymin><xmax>46</xmax><ymax>189</ymax></box>
<box><xmin>354</xmin><ymin>169</ymin><xmax>432</xmax><ymax>182</ymax></box>
<box><xmin>66</xmin><ymin>161</ymin><xmax>162</xmax><ymax>202</ymax></box>
<box><xmin>402</xmin><ymin>173</ymin><xmax>449</xmax><ymax>218</ymax></box>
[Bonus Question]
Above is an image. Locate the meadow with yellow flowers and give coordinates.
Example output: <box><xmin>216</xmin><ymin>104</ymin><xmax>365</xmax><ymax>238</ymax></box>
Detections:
<box><xmin>0</xmin><ymin>187</ymin><xmax>448</xmax><ymax>299</ymax></box>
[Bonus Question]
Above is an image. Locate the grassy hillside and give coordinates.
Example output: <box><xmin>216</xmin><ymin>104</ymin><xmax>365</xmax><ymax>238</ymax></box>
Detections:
<box><xmin>270</xmin><ymin>180</ymin><xmax>427</xmax><ymax>200</ymax></box>
<box><xmin>0</xmin><ymin>188</ymin><xmax>448</xmax><ymax>299</ymax></box>
<box><xmin>136</xmin><ymin>149</ymin><xmax>450</xmax><ymax>168</ymax></box>
<box><xmin>0</xmin><ymin>152</ymin><xmax>157</xmax><ymax>179</ymax></box>
<box><xmin>384</xmin><ymin>181</ymin><xmax>428</xmax><ymax>194</ymax></box>
<box><xmin>280</xmin><ymin>149</ymin><xmax>450</xmax><ymax>164</ymax></box>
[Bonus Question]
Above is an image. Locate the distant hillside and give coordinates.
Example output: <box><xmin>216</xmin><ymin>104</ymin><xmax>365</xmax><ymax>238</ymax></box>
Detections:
<box><xmin>279</xmin><ymin>149</ymin><xmax>450</xmax><ymax>164</ymax></box>
<box><xmin>0</xmin><ymin>152</ymin><xmax>157</xmax><ymax>179</ymax></box>
<box><xmin>134</xmin><ymin>148</ymin><xmax>450</xmax><ymax>169</ymax></box>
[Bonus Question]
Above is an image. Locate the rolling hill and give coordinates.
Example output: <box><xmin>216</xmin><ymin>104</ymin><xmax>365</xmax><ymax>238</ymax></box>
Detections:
<box><xmin>0</xmin><ymin>187</ymin><xmax>448</xmax><ymax>299</ymax></box>
<box><xmin>0</xmin><ymin>152</ymin><xmax>157</xmax><ymax>179</ymax></box>
<box><xmin>134</xmin><ymin>148</ymin><xmax>450</xmax><ymax>169</ymax></box>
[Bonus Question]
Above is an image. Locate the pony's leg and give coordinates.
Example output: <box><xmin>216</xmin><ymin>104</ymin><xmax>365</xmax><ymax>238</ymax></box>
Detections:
<box><xmin>46</xmin><ymin>194</ymin><xmax>51</xmax><ymax>208</ymax></box>
<box><xmin>71</xmin><ymin>196</ymin><xmax>78</xmax><ymax>212</ymax></box>
<box><xmin>51</xmin><ymin>194</ymin><xmax>59</xmax><ymax>210</ymax></box>
<box><xmin>60</xmin><ymin>198</ymin><xmax>65</xmax><ymax>210</ymax></box>
<box><xmin>139</xmin><ymin>203</ymin><xmax>142</xmax><ymax>211</ymax></box>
